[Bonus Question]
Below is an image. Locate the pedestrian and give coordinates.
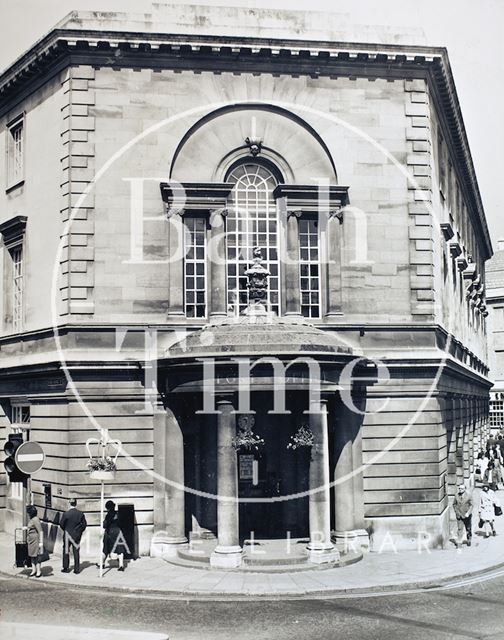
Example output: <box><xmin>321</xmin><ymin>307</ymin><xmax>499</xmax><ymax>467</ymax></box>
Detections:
<box><xmin>493</xmin><ymin>457</ymin><xmax>504</xmax><ymax>490</ymax></box>
<box><xmin>484</xmin><ymin>459</ymin><xmax>496</xmax><ymax>489</ymax></box>
<box><xmin>453</xmin><ymin>483</ymin><xmax>473</xmax><ymax>547</ymax></box>
<box><xmin>478</xmin><ymin>485</ymin><xmax>498</xmax><ymax>538</ymax></box>
<box><xmin>26</xmin><ymin>505</ymin><xmax>43</xmax><ymax>578</ymax></box>
<box><xmin>498</xmin><ymin>435</ymin><xmax>504</xmax><ymax>459</ymax></box>
<box><xmin>480</xmin><ymin>453</ymin><xmax>490</xmax><ymax>483</ymax></box>
<box><xmin>475</xmin><ymin>452</ymin><xmax>484</xmax><ymax>483</ymax></box>
<box><xmin>101</xmin><ymin>500</ymin><xmax>127</xmax><ymax>571</ymax></box>
<box><xmin>60</xmin><ymin>497</ymin><xmax>87</xmax><ymax>574</ymax></box>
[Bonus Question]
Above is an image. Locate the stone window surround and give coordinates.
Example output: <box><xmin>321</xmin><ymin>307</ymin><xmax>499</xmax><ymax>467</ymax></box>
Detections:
<box><xmin>0</xmin><ymin>215</ymin><xmax>27</xmax><ymax>333</ymax></box>
<box><xmin>5</xmin><ymin>113</ymin><xmax>25</xmax><ymax>193</ymax></box>
<box><xmin>160</xmin><ymin>182</ymin><xmax>349</xmax><ymax>321</ymax></box>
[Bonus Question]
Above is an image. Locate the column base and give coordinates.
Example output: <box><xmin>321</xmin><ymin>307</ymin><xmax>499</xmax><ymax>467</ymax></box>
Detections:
<box><xmin>150</xmin><ymin>535</ymin><xmax>188</xmax><ymax>558</ymax></box>
<box><xmin>209</xmin><ymin>312</ymin><xmax>227</xmax><ymax>320</ymax></box>
<box><xmin>333</xmin><ymin>529</ymin><xmax>370</xmax><ymax>553</ymax></box>
<box><xmin>210</xmin><ymin>545</ymin><xmax>243</xmax><ymax>569</ymax></box>
<box><xmin>306</xmin><ymin>544</ymin><xmax>340</xmax><ymax>565</ymax></box>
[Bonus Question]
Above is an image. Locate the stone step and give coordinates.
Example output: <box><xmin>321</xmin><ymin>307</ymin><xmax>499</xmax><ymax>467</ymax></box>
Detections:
<box><xmin>164</xmin><ymin>548</ymin><xmax>362</xmax><ymax>573</ymax></box>
<box><xmin>243</xmin><ymin>553</ymin><xmax>307</xmax><ymax>566</ymax></box>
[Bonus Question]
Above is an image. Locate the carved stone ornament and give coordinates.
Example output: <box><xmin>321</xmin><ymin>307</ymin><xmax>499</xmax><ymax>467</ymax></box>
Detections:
<box><xmin>245</xmin><ymin>136</ymin><xmax>263</xmax><ymax>157</ymax></box>
<box><xmin>245</xmin><ymin>247</ymin><xmax>271</xmax><ymax>305</ymax></box>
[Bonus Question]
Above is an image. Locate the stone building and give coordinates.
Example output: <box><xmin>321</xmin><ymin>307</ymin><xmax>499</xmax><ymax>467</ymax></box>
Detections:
<box><xmin>486</xmin><ymin>241</ymin><xmax>504</xmax><ymax>432</ymax></box>
<box><xmin>0</xmin><ymin>6</ymin><xmax>492</xmax><ymax>565</ymax></box>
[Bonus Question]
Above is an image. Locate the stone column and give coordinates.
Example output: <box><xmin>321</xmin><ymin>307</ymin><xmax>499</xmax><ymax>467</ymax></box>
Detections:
<box><xmin>210</xmin><ymin>398</ymin><xmax>242</xmax><ymax>568</ymax></box>
<box><xmin>325</xmin><ymin>209</ymin><xmax>343</xmax><ymax>317</ymax></box>
<box><xmin>463</xmin><ymin>399</ymin><xmax>470</xmax><ymax>483</ymax></box>
<box><xmin>151</xmin><ymin>407</ymin><xmax>187</xmax><ymax>557</ymax></box>
<box><xmin>167</xmin><ymin>212</ymin><xmax>185</xmax><ymax>318</ymax></box>
<box><xmin>334</xmin><ymin>390</ymin><xmax>368</xmax><ymax>552</ymax></box>
<box><xmin>468</xmin><ymin>400</ymin><xmax>475</xmax><ymax>486</ymax></box>
<box><xmin>307</xmin><ymin>399</ymin><xmax>339</xmax><ymax>564</ymax></box>
<box><xmin>473</xmin><ymin>400</ymin><xmax>480</xmax><ymax>457</ymax></box>
<box><xmin>285</xmin><ymin>211</ymin><xmax>301</xmax><ymax>316</ymax></box>
<box><xmin>446</xmin><ymin>396</ymin><xmax>457</xmax><ymax>498</ymax></box>
<box><xmin>455</xmin><ymin>397</ymin><xmax>465</xmax><ymax>486</ymax></box>
<box><xmin>209</xmin><ymin>208</ymin><xmax>228</xmax><ymax>319</ymax></box>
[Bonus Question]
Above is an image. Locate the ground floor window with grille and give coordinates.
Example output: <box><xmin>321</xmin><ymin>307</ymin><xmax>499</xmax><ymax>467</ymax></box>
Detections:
<box><xmin>8</xmin><ymin>404</ymin><xmax>30</xmax><ymax>500</ymax></box>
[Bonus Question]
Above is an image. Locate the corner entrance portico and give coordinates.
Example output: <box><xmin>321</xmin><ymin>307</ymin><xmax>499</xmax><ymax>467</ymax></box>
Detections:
<box><xmin>153</xmin><ymin>312</ymin><xmax>372</xmax><ymax>568</ymax></box>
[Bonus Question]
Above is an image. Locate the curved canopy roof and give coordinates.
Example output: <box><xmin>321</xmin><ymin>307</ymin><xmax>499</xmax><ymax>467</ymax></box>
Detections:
<box><xmin>167</xmin><ymin>313</ymin><xmax>356</xmax><ymax>361</ymax></box>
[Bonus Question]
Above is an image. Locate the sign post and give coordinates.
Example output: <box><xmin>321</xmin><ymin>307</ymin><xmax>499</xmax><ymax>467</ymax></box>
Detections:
<box><xmin>12</xmin><ymin>441</ymin><xmax>45</xmax><ymax>552</ymax></box>
<box><xmin>86</xmin><ymin>429</ymin><xmax>121</xmax><ymax>578</ymax></box>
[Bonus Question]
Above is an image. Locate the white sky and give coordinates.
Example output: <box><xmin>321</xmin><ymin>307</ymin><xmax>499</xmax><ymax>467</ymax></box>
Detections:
<box><xmin>0</xmin><ymin>0</ymin><xmax>502</xmax><ymax>246</ymax></box>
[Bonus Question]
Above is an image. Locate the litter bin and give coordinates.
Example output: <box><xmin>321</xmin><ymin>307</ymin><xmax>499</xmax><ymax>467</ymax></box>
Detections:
<box><xmin>118</xmin><ymin>503</ymin><xmax>137</xmax><ymax>560</ymax></box>
<box><xmin>15</xmin><ymin>528</ymin><xmax>31</xmax><ymax>568</ymax></box>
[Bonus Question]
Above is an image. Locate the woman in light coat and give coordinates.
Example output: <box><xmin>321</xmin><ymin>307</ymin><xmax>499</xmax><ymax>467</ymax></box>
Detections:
<box><xmin>26</xmin><ymin>505</ymin><xmax>43</xmax><ymax>577</ymax></box>
<box><xmin>478</xmin><ymin>485</ymin><xmax>498</xmax><ymax>538</ymax></box>
<box><xmin>479</xmin><ymin>454</ymin><xmax>489</xmax><ymax>485</ymax></box>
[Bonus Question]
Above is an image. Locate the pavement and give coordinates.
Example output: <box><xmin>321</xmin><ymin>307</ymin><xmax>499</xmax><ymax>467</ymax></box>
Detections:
<box><xmin>2</xmin><ymin>490</ymin><xmax>504</xmax><ymax>598</ymax></box>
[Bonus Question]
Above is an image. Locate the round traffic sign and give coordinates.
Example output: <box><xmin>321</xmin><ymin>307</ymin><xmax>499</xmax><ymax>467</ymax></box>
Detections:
<box><xmin>15</xmin><ymin>441</ymin><xmax>45</xmax><ymax>475</ymax></box>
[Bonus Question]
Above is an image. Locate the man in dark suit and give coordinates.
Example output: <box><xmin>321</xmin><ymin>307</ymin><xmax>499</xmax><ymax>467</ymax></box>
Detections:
<box><xmin>60</xmin><ymin>498</ymin><xmax>87</xmax><ymax>574</ymax></box>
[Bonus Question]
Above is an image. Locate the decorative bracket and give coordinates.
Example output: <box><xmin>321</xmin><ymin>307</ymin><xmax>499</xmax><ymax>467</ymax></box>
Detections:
<box><xmin>440</xmin><ymin>222</ymin><xmax>455</xmax><ymax>241</ymax></box>
<box><xmin>449</xmin><ymin>241</ymin><xmax>462</xmax><ymax>259</ymax></box>
<box><xmin>456</xmin><ymin>256</ymin><xmax>468</xmax><ymax>272</ymax></box>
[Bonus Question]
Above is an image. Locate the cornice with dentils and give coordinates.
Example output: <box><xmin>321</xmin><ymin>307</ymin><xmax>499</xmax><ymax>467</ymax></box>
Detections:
<box><xmin>0</xmin><ymin>28</ymin><xmax>492</xmax><ymax>260</ymax></box>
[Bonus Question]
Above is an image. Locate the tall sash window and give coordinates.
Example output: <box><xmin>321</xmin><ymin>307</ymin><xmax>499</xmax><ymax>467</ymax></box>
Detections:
<box><xmin>226</xmin><ymin>163</ymin><xmax>279</xmax><ymax>316</ymax></box>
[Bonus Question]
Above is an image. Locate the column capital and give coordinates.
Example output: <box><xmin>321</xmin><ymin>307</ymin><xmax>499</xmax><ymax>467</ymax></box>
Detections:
<box><xmin>216</xmin><ymin>395</ymin><xmax>235</xmax><ymax>408</ymax></box>
<box><xmin>329</xmin><ymin>208</ymin><xmax>344</xmax><ymax>224</ymax></box>
<box><xmin>307</xmin><ymin>397</ymin><xmax>329</xmax><ymax>414</ymax></box>
<box><xmin>165</xmin><ymin>203</ymin><xmax>183</xmax><ymax>219</ymax></box>
<box><xmin>209</xmin><ymin>207</ymin><xmax>228</xmax><ymax>224</ymax></box>
<box><xmin>286</xmin><ymin>209</ymin><xmax>303</xmax><ymax>219</ymax></box>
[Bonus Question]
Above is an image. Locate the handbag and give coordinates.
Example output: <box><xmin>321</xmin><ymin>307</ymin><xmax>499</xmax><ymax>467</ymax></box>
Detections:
<box><xmin>494</xmin><ymin>505</ymin><xmax>503</xmax><ymax>517</ymax></box>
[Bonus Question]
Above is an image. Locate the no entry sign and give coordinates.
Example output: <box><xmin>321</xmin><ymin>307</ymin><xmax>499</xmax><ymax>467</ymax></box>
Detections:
<box><xmin>15</xmin><ymin>441</ymin><xmax>45</xmax><ymax>475</ymax></box>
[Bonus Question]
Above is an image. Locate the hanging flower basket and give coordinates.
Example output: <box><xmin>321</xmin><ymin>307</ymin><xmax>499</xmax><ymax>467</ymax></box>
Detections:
<box><xmin>287</xmin><ymin>425</ymin><xmax>315</xmax><ymax>450</ymax></box>
<box><xmin>232</xmin><ymin>415</ymin><xmax>265</xmax><ymax>452</ymax></box>
<box><xmin>89</xmin><ymin>469</ymin><xmax>116</xmax><ymax>481</ymax></box>
<box><xmin>87</xmin><ymin>456</ymin><xmax>117</xmax><ymax>480</ymax></box>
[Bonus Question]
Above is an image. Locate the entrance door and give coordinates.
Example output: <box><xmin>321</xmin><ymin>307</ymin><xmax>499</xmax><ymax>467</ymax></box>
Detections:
<box><xmin>237</xmin><ymin>395</ymin><xmax>309</xmax><ymax>541</ymax></box>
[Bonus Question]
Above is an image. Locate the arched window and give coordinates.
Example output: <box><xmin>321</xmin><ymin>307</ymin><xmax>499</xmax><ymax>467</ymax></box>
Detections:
<box><xmin>226</xmin><ymin>162</ymin><xmax>280</xmax><ymax>315</ymax></box>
